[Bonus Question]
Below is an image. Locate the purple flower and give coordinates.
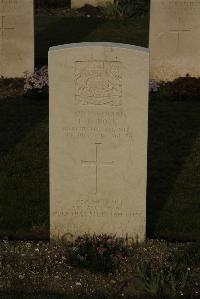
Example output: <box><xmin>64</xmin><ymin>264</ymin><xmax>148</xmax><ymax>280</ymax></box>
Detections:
<box><xmin>149</xmin><ymin>80</ymin><xmax>159</xmax><ymax>92</ymax></box>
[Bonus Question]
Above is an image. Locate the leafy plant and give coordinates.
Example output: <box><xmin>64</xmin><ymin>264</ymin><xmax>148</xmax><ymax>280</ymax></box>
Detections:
<box><xmin>66</xmin><ymin>234</ymin><xmax>128</xmax><ymax>273</ymax></box>
<box><xmin>137</xmin><ymin>262</ymin><xmax>163</xmax><ymax>296</ymax></box>
<box><xmin>137</xmin><ymin>262</ymin><xmax>190</xmax><ymax>297</ymax></box>
<box><xmin>100</xmin><ymin>0</ymin><xmax>125</xmax><ymax>18</ymax></box>
<box><xmin>165</xmin><ymin>266</ymin><xmax>189</xmax><ymax>297</ymax></box>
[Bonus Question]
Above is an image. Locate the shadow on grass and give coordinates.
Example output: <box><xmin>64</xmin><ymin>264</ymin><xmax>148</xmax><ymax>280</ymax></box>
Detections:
<box><xmin>35</xmin><ymin>16</ymin><xmax>149</xmax><ymax>65</ymax></box>
<box><xmin>35</xmin><ymin>17</ymin><xmax>106</xmax><ymax>65</ymax></box>
<box><xmin>147</xmin><ymin>100</ymin><xmax>200</xmax><ymax>241</ymax></box>
<box><xmin>0</xmin><ymin>96</ymin><xmax>48</xmax><ymax>158</ymax></box>
<box><xmin>0</xmin><ymin>96</ymin><xmax>49</xmax><ymax>235</ymax></box>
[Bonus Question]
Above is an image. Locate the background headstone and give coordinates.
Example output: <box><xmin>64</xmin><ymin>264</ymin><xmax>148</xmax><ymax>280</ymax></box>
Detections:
<box><xmin>71</xmin><ymin>0</ymin><xmax>113</xmax><ymax>9</ymax></box>
<box><xmin>49</xmin><ymin>42</ymin><xmax>149</xmax><ymax>242</ymax></box>
<box><xmin>149</xmin><ymin>0</ymin><xmax>200</xmax><ymax>81</ymax></box>
<box><xmin>0</xmin><ymin>0</ymin><xmax>34</xmax><ymax>78</ymax></box>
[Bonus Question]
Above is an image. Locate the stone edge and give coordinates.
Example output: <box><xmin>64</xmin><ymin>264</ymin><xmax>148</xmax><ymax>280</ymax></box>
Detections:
<box><xmin>49</xmin><ymin>42</ymin><xmax>149</xmax><ymax>53</ymax></box>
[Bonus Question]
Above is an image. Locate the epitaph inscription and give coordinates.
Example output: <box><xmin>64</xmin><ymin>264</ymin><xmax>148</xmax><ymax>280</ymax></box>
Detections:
<box><xmin>75</xmin><ymin>61</ymin><xmax>122</xmax><ymax>106</ymax></box>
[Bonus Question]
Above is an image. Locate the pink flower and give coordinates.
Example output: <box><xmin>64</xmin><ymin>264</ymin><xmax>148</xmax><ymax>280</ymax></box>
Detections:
<box><xmin>107</xmin><ymin>238</ymin><xmax>114</xmax><ymax>245</ymax></box>
<box><xmin>97</xmin><ymin>246</ymin><xmax>107</xmax><ymax>255</ymax></box>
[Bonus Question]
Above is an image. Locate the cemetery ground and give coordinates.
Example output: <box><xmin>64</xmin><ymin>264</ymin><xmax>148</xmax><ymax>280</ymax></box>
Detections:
<box><xmin>0</xmin><ymin>13</ymin><xmax>200</xmax><ymax>299</ymax></box>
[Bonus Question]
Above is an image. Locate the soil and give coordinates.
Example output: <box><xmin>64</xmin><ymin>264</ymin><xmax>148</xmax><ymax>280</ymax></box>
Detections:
<box><xmin>0</xmin><ymin>239</ymin><xmax>199</xmax><ymax>298</ymax></box>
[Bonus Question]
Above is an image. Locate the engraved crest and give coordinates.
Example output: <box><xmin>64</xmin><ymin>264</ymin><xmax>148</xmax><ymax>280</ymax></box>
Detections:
<box><xmin>75</xmin><ymin>61</ymin><xmax>122</xmax><ymax>106</ymax></box>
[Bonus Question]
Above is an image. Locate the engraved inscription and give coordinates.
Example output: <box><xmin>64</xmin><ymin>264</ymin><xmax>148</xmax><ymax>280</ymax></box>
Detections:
<box><xmin>75</xmin><ymin>61</ymin><xmax>122</xmax><ymax>106</ymax></box>
<box><xmin>81</xmin><ymin>143</ymin><xmax>114</xmax><ymax>194</ymax></box>
<box><xmin>53</xmin><ymin>210</ymin><xmax>143</xmax><ymax>218</ymax></box>
<box><xmin>0</xmin><ymin>0</ymin><xmax>19</xmax><ymax>10</ymax></box>
<box><xmin>161</xmin><ymin>0</ymin><xmax>200</xmax><ymax>10</ymax></box>
<box><xmin>63</xmin><ymin>110</ymin><xmax>134</xmax><ymax>141</ymax></box>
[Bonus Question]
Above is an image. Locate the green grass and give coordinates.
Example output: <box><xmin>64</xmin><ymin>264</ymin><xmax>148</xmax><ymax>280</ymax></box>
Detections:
<box><xmin>35</xmin><ymin>16</ymin><xmax>149</xmax><ymax>65</ymax></box>
<box><xmin>147</xmin><ymin>102</ymin><xmax>200</xmax><ymax>241</ymax></box>
<box><xmin>0</xmin><ymin>15</ymin><xmax>199</xmax><ymax>241</ymax></box>
<box><xmin>0</xmin><ymin>97</ymin><xmax>49</xmax><ymax>237</ymax></box>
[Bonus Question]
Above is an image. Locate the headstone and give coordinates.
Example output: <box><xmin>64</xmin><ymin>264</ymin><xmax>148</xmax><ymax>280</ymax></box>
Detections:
<box><xmin>149</xmin><ymin>0</ymin><xmax>200</xmax><ymax>81</ymax></box>
<box><xmin>49</xmin><ymin>42</ymin><xmax>149</xmax><ymax>243</ymax></box>
<box><xmin>0</xmin><ymin>0</ymin><xmax>34</xmax><ymax>78</ymax></box>
<box><xmin>71</xmin><ymin>0</ymin><xmax>113</xmax><ymax>9</ymax></box>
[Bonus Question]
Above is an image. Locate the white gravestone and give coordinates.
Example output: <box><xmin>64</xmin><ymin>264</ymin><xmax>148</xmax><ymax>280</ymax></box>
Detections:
<box><xmin>149</xmin><ymin>0</ymin><xmax>200</xmax><ymax>81</ymax></box>
<box><xmin>0</xmin><ymin>0</ymin><xmax>34</xmax><ymax>78</ymax></box>
<box><xmin>49</xmin><ymin>43</ymin><xmax>149</xmax><ymax>243</ymax></box>
<box><xmin>71</xmin><ymin>0</ymin><xmax>113</xmax><ymax>8</ymax></box>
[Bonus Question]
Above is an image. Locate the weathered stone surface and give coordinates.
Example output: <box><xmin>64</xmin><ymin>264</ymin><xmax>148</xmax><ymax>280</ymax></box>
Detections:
<box><xmin>149</xmin><ymin>0</ymin><xmax>200</xmax><ymax>81</ymax></box>
<box><xmin>71</xmin><ymin>0</ymin><xmax>112</xmax><ymax>8</ymax></box>
<box><xmin>0</xmin><ymin>0</ymin><xmax>34</xmax><ymax>78</ymax></box>
<box><xmin>49</xmin><ymin>42</ymin><xmax>149</xmax><ymax>242</ymax></box>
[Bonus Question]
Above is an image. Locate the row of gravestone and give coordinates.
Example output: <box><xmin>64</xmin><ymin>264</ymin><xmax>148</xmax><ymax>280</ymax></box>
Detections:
<box><xmin>1</xmin><ymin>0</ymin><xmax>200</xmax><ymax>81</ymax></box>
<box><xmin>1</xmin><ymin>0</ymin><xmax>200</xmax><ymax>242</ymax></box>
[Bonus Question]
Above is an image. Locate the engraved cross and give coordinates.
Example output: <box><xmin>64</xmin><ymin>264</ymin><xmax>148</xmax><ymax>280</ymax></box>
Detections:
<box><xmin>169</xmin><ymin>17</ymin><xmax>191</xmax><ymax>51</ymax></box>
<box><xmin>81</xmin><ymin>143</ymin><xmax>114</xmax><ymax>194</ymax></box>
<box><xmin>0</xmin><ymin>16</ymin><xmax>15</xmax><ymax>53</ymax></box>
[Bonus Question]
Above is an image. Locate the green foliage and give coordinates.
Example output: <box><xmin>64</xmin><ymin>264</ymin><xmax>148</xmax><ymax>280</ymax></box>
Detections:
<box><xmin>151</xmin><ymin>76</ymin><xmax>200</xmax><ymax>102</ymax></box>
<box><xmin>100</xmin><ymin>0</ymin><xmax>124</xmax><ymax>18</ymax></box>
<box><xmin>137</xmin><ymin>262</ymin><xmax>190</xmax><ymax>297</ymax></box>
<box><xmin>66</xmin><ymin>234</ymin><xmax>128</xmax><ymax>273</ymax></box>
<box><xmin>137</xmin><ymin>262</ymin><xmax>163</xmax><ymax>296</ymax></box>
<box><xmin>100</xmin><ymin>0</ymin><xmax>149</xmax><ymax>18</ymax></box>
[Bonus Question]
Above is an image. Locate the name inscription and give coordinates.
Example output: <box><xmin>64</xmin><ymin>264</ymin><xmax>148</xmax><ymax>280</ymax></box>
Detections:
<box><xmin>63</xmin><ymin>110</ymin><xmax>133</xmax><ymax>141</ymax></box>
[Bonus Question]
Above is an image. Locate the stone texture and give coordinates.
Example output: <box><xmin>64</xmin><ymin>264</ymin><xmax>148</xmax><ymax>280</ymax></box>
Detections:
<box><xmin>0</xmin><ymin>0</ymin><xmax>34</xmax><ymax>78</ymax></box>
<box><xmin>71</xmin><ymin>0</ymin><xmax>112</xmax><ymax>8</ymax></box>
<box><xmin>49</xmin><ymin>42</ymin><xmax>149</xmax><ymax>243</ymax></box>
<box><xmin>149</xmin><ymin>0</ymin><xmax>200</xmax><ymax>81</ymax></box>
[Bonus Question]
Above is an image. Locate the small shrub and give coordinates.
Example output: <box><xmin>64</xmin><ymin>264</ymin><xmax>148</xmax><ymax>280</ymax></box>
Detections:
<box><xmin>151</xmin><ymin>75</ymin><xmax>200</xmax><ymax>101</ymax></box>
<box><xmin>66</xmin><ymin>234</ymin><xmax>128</xmax><ymax>273</ymax></box>
<box><xmin>24</xmin><ymin>66</ymin><xmax>49</xmax><ymax>98</ymax></box>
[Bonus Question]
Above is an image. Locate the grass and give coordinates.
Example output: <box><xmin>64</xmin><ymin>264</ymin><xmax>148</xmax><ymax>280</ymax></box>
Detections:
<box><xmin>35</xmin><ymin>16</ymin><xmax>149</xmax><ymax>65</ymax></box>
<box><xmin>0</xmin><ymin>15</ymin><xmax>199</xmax><ymax>241</ymax></box>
